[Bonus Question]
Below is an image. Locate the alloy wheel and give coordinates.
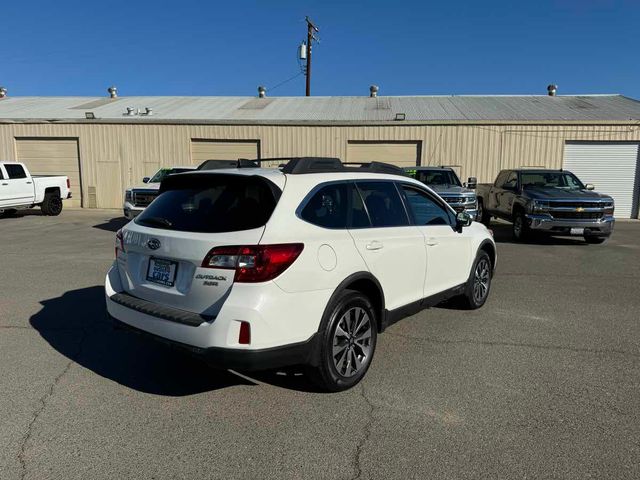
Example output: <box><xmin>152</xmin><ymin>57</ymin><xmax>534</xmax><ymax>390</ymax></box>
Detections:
<box><xmin>473</xmin><ymin>258</ymin><xmax>491</xmax><ymax>303</ymax></box>
<box><xmin>332</xmin><ymin>307</ymin><xmax>373</xmax><ymax>378</ymax></box>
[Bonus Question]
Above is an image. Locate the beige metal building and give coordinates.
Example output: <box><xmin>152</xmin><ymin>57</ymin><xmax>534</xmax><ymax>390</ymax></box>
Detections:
<box><xmin>0</xmin><ymin>93</ymin><xmax>639</xmax><ymax>217</ymax></box>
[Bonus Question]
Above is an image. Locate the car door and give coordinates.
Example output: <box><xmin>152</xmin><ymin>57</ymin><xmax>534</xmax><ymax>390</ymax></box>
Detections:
<box><xmin>496</xmin><ymin>171</ymin><xmax>518</xmax><ymax>217</ymax></box>
<box><xmin>0</xmin><ymin>164</ymin><xmax>34</xmax><ymax>207</ymax></box>
<box><xmin>398</xmin><ymin>183</ymin><xmax>472</xmax><ymax>297</ymax></box>
<box><xmin>348</xmin><ymin>180</ymin><xmax>426</xmax><ymax>310</ymax></box>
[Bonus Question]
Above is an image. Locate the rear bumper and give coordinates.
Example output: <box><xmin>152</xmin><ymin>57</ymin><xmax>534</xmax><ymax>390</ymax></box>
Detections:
<box><xmin>525</xmin><ymin>214</ymin><xmax>614</xmax><ymax>237</ymax></box>
<box><xmin>111</xmin><ymin>316</ymin><xmax>318</xmax><ymax>371</ymax></box>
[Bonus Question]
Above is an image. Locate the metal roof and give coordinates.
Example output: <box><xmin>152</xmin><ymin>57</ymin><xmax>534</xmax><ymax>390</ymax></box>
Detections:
<box><xmin>0</xmin><ymin>94</ymin><xmax>639</xmax><ymax>124</ymax></box>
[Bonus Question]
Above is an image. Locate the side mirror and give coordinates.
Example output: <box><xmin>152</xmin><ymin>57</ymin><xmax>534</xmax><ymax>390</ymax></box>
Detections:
<box><xmin>466</xmin><ymin>177</ymin><xmax>477</xmax><ymax>189</ymax></box>
<box><xmin>142</xmin><ymin>177</ymin><xmax>150</xmax><ymax>183</ymax></box>
<box><xmin>585</xmin><ymin>184</ymin><xmax>595</xmax><ymax>191</ymax></box>
<box><xmin>456</xmin><ymin>211</ymin><xmax>472</xmax><ymax>232</ymax></box>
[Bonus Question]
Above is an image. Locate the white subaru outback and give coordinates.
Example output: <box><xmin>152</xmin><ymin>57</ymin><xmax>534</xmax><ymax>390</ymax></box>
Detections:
<box><xmin>105</xmin><ymin>158</ymin><xmax>496</xmax><ymax>391</ymax></box>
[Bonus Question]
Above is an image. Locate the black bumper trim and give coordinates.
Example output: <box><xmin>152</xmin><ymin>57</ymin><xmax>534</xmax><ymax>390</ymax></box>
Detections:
<box><xmin>111</xmin><ymin>317</ymin><xmax>319</xmax><ymax>371</ymax></box>
<box><xmin>110</xmin><ymin>292</ymin><xmax>213</xmax><ymax>327</ymax></box>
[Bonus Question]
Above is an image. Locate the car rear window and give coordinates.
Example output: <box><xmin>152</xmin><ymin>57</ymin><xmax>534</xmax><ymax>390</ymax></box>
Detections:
<box><xmin>135</xmin><ymin>174</ymin><xmax>281</xmax><ymax>233</ymax></box>
<box><xmin>356</xmin><ymin>181</ymin><xmax>409</xmax><ymax>227</ymax></box>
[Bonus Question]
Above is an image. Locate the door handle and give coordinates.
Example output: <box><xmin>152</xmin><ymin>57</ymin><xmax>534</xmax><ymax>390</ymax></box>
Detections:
<box><xmin>1</xmin><ymin>183</ymin><xmax>8</xmax><ymax>186</ymax></box>
<box><xmin>365</xmin><ymin>241</ymin><xmax>384</xmax><ymax>251</ymax></box>
<box><xmin>426</xmin><ymin>238</ymin><xmax>439</xmax><ymax>246</ymax></box>
<box><xmin>26</xmin><ymin>181</ymin><xmax>32</xmax><ymax>184</ymax></box>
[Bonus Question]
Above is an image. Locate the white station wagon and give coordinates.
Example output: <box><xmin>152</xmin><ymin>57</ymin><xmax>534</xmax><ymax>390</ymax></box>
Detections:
<box><xmin>105</xmin><ymin>158</ymin><xmax>496</xmax><ymax>391</ymax></box>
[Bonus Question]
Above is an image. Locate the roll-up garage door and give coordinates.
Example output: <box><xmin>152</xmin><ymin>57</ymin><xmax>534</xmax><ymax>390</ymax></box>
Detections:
<box><xmin>347</xmin><ymin>141</ymin><xmax>421</xmax><ymax>167</ymax></box>
<box><xmin>16</xmin><ymin>138</ymin><xmax>82</xmax><ymax>208</ymax></box>
<box><xmin>191</xmin><ymin>140</ymin><xmax>259</xmax><ymax>165</ymax></box>
<box><xmin>563</xmin><ymin>142</ymin><xmax>639</xmax><ymax>218</ymax></box>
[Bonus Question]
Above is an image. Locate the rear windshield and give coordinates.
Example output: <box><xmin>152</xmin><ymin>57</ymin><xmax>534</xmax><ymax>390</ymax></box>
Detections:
<box><xmin>149</xmin><ymin>168</ymin><xmax>193</xmax><ymax>183</ymax></box>
<box><xmin>135</xmin><ymin>174</ymin><xmax>281</xmax><ymax>233</ymax></box>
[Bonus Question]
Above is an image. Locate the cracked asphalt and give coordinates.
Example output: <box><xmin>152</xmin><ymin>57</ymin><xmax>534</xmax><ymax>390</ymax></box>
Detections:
<box><xmin>1</xmin><ymin>210</ymin><xmax>639</xmax><ymax>479</ymax></box>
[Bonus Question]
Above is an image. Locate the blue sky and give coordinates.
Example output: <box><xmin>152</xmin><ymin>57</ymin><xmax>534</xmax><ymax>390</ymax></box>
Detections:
<box><xmin>1</xmin><ymin>0</ymin><xmax>638</xmax><ymax>98</ymax></box>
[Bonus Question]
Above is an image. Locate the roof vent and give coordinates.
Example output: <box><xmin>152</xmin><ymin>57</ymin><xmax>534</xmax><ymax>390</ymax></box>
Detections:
<box><xmin>0</xmin><ymin>87</ymin><xmax>7</xmax><ymax>98</ymax></box>
<box><xmin>258</xmin><ymin>85</ymin><xmax>266</xmax><ymax>98</ymax></box>
<box><xmin>547</xmin><ymin>84</ymin><xmax>558</xmax><ymax>96</ymax></box>
<box><xmin>144</xmin><ymin>107</ymin><xmax>153</xmax><ymax>116</ymax></box>
<box><xmin>370</xmin><ymin>85</ymin><xmax>379</xmax><ymax>98</ymax></box>
<box><xmin>125</xmin><ymin>107</ymin><xmax>135</xmax><ymax>116</ymax></box>
<box><xmin>108</xmin><ymin>86</ymin><xmax>118</xmax><ymax>98</ymax></box>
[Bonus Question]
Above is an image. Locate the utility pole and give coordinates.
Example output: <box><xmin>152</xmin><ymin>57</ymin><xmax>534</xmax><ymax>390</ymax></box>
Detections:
<box><xmin>304</xmin><ymin>16</ymin><xmax>319</xmax><ymax>96</ymax></box>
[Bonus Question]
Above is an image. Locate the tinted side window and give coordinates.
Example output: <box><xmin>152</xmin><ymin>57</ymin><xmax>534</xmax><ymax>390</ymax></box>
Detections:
<box><xmin>0</xmin><ymin>168</ymin><xmax>4</xmax><ymax>180</ymax></box>
<box><xmin>300</xmin><ymin>183</ymin><xmax>349</xmax><ymax>229</ymax></box>
<box><xmin>502</xmin><ymin>172</ymin><xmax>518</xmax><ymax>189</ymax></box>
<box><xmin>356</xmin><ymin>181</ymin><xmax>409</xmax><ymax>227</ymax></box>
<box><xmin>5</xmin><ymin>164</ymin><xmax>26</xmax><ymax>179</ymax></box>
<box><xmin>401</xmin><ymin>186</ymin><xmax>452</xmax><ymax>226</ymax></box>
<box><xmin>494</xmin><ymin>171</ymin><xmax>508</xmax><ymax>187</ymax></box>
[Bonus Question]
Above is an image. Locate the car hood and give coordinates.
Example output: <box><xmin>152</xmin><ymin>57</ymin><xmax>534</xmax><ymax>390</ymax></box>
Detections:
<box><xmin>129</xmin><ymin>182</ymin><xmax>161</xmax><ymax>191</ymax></box>
<box><xmin>429</xmin><ymin>185</ymin><xmax>475</xmax><ymax>196</ymax></box>
<box><xmin>523</xmin><ymin>186</ymin><xmax>612</xmax><ymax>201</ymax></box>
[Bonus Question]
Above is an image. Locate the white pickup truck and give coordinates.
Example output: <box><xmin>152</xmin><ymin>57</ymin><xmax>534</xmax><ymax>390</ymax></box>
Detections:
<box><xmin>0</xmin><ymin>162</ymin><xmax>71</xmax><ymax>217</ymax></box>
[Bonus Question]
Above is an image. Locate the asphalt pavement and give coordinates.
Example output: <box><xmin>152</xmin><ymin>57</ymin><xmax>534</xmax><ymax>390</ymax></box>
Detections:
<box><xmin>1</xmin><ymin>210</ymin><xmax>638</xmax><ymax>479</ymax></box>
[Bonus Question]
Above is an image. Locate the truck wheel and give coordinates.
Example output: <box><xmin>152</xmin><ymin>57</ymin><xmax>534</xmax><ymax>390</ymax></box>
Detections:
<box><xmin>41</xmin><ymin>193</ymin><xmax>63</xmax><ymax>216</ymax></box>
<box><xmin>459</xmin><ymin>250</ymin><xmax>493</xmax><ymax>309</ymax></box>
<box><xmin>512</xmin><ymin>211</ymin><xmax>529</xmax><ymax>241</ymax></box>
<box><xmin>477</xmin><ymin>199</ymin><xmax>491</xmax><ymax>226</ymax></box>
<box><xmin>584</xmin><ymin>236</ymin><xmax>607</xmax><ymax>244</ymax></box>
<box><xmin>307</xmin><ymin>289</ymin><xmax>377</xmax><ymax>392</ymax></box>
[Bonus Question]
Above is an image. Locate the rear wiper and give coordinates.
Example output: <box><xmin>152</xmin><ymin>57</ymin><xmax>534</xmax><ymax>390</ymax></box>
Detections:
<box><xmin>141</xmin><ymin>216</ymin><xmax>173</xmax><ymax>228</ymax></box>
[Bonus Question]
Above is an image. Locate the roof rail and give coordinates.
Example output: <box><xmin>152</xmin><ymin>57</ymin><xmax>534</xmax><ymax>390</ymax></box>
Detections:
<box><xmin>342</xmin><ymin>161</ymin><xmax>405</xmax><ymax>175</ymax></box>
<box><xmin>281</xmin><ymin>157</ymin><xmax>343</xmax><ymax>174</ymax></box>
<box><xmin>197</xmin><ymin>158</ymin><xmax>260</xmax><ymax>170</ymax></box>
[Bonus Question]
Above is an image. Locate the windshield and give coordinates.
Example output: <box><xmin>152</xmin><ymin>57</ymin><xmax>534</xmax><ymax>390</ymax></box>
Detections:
<box><xmin>408</xmin><ymin>169</ymin><xmax>461</xmax><ymax>187</ymax></box>
<box><xmin>521</xmin><ymin>172</ymin><xmax>585</xmax><ymax>190</ymax></box>
<box><xmin>149</xmin><ymin>168</ymin><xmax>192</xmax><ymax>183</ymax></box>
<box><xmin>135</xmin><ymin>174</ymin><xmax>280</xmax><ymax>233</ymax></box>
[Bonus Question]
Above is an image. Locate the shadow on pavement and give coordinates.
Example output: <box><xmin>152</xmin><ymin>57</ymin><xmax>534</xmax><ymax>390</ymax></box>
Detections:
<box><xmin>30</xmin><ymin>286</ymin><xmax>256</xmax><ymax>396</ymax></box>
<box><xmin>93</xmin><ymin>217</ymin><xmax>129</xmax><ymax>232</ymax></box>
<box><xmin>488</xmin><ymin>222</ymin><xmax>587</xmax><ymax>246</ymax></box>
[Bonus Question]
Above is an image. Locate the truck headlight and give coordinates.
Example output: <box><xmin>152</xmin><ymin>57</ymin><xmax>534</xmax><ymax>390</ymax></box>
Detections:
<box><xmin>604</xmin><ymin>202</ymin><xmax>614</xmax><ymax>215</ymax></box>
<box><xmin>530</xmin><ymin>200</ymin><xmax>549</xmax><ymax>213</ymax></box>
<box><xmin>125</xmin><ymin>190</ymin><xmax>132</xmax><ymax>202</ymax></box>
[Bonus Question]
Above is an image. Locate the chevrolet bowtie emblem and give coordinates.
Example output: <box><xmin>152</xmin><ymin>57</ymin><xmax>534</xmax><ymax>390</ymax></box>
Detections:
<box><xmin>576</xmin><ymin>207</ymin><xmax>585</xmax><ymax>212</ymax></box>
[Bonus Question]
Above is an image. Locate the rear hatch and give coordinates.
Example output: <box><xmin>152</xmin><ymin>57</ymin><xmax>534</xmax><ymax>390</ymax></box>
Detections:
<box><xmin>116</xmin><ymin>172</ymin><xmax>283</xmax><ymax>316</ymax></box>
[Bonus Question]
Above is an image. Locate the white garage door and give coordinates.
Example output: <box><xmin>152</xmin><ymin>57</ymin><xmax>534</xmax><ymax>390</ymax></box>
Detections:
<box><xmin>16</xmin><ymin>138</ymin><xmax>82</xmax><ymax>208</ymax></box>
<box><xmin>191</xmin><ymin>140</ymin><xmax>259</xmax><ymax>165</ymax></box>
<box><xmin>347</xmin><ymin>141</ymin><xmax>420</xmax><ymax>167</ymax></box>
<box><xmin>563</xmin><ymin>142</ymin><xmax>640</xmax><ymax>218</ymax></box>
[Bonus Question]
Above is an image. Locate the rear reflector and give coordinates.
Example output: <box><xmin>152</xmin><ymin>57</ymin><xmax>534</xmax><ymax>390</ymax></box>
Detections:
<box><xmin>202</xmin><ymin>244</ymin><xmax>304</xmax><ymax>283</ymax></box>
<box><xmin>239</xmin><ymin>321</ymin><xmax>251</xmax><ymax>344</ymax></box>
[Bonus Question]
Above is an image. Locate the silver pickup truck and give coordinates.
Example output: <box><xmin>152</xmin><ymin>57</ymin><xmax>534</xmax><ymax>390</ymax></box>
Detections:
<box><xmin>404</xmin><ymin>166</ymin><xmax>478</xmax><ymax>219</ymax></box>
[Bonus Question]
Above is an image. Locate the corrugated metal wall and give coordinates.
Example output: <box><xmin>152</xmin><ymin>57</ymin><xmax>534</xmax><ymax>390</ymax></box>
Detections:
<box><xmin>1</xmin><ymin>123</ymin><xmax>639</xmax><ymax>210</ymax></box>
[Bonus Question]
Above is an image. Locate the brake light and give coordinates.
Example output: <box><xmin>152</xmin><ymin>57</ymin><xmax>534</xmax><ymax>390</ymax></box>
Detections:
<box><xmin>115</xmin><ymin>229</ymin><xmax>125</xmax><ymax>258</ymax></box>
<box><xmin>202</xmin><ymin>244</ymin><xmax>304</xmax><ymax>282</ymax></box>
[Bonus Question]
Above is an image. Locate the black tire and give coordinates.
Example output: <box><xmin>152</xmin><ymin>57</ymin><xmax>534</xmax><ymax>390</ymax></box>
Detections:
<box><xmin>477</xmin><ymin>199</ymin><xmax>491</xmax><ymax>226</ymax></box>
<box><xmin>41</xmin><ymin>193</ymin><xmax>63</xmax><ymax>216</ymax></box>
<box><xmin>460</xmin><ymin>250</ymin><xmax>493</xmax><ymax>309</ymax></box>
<box><xmin>308</xmin><ymin>289</ymin><xmax>378</xmax><ymax>392</ymax></box>
<box><xmin>0</xmin><ymin>209</ymin><xmax>18</xmax><ymax>218</ymax></box>
<box><xmin>512</xmin><ymin>210</ymin><xmax>529</xmax><ymax>241</ymax></box>
<box><xmin>584</xmin><ymin>236</ymin><xmax>607</xmax><ymax>244</ymax></box>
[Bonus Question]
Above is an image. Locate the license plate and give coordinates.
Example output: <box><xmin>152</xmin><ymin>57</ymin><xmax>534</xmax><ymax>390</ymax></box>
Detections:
<box><xmin>570</xmin><ymin>227</ymin><xmax>585</xmax><ymax>235</ymax></box>
<box><xmin>146</xmin><ymin>258</ymin><xmax>178</xmax><ymax>287</ymax></box>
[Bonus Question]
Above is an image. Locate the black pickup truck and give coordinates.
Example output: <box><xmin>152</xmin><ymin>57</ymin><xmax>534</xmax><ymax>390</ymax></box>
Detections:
<box><xmin>476</xmin><ymin>169</ymin><xmax>615</xmax><ymax>243</ymax></box>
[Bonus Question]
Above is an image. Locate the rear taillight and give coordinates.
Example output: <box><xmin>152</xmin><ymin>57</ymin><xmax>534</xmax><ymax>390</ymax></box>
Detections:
<box><xmin>202</xmin><ymin>244</ymin><xmax>304</xmax><ymax>283</ymax></box>
<box><xmin>115</xmin><ymin>229</ymin><xmax>125</xmax><ymax>258</ymax></box>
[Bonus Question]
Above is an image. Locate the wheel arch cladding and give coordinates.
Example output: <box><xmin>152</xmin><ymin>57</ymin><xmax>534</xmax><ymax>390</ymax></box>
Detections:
<box><xmin>327</xmin><ymin>272</ymin><xmax>385</xmax><ymax>333</ymax></box>
<box><xmin>479</xmin><ymin>240</ymin><xmax>496</xmax><ymax>270</ymax></box>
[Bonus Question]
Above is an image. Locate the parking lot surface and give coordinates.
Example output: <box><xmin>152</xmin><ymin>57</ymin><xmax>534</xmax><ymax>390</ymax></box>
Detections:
<box><xmin>1</xmin><ymin>210</ymin><xmax>639</xmax><ymax>479</ymax></box>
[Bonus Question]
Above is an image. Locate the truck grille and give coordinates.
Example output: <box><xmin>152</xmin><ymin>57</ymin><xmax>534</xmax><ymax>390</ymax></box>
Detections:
<box><xmin>550</xmin><ymin>211</ymin><xmax>603</xmax><ymax>220</ymax></box>
<box><xmin>549</xmin><ymin>201</ymin><xmax>607</xmax><ymax>209</ymax></box>
<box><xmin>133</xmin><ymin>192</ymin><xmax>158</xmax><ymax>207</ymax></box>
